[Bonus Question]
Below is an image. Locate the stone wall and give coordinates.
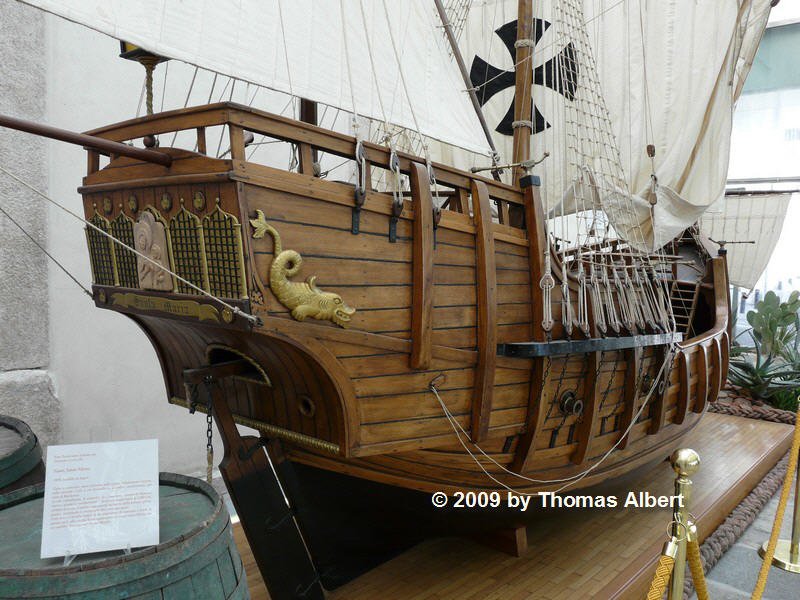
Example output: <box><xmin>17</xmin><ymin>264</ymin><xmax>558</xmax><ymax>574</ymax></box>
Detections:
<box><xmin>0</xmin><ymin>0</ymin><xmax>60</xmax><ymax>446</ymax></box>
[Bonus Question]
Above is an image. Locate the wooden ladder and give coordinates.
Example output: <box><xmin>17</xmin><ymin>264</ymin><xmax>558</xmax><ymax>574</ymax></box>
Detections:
<box><xmin>670</xmin><ymin>280</ymin><xmax>699</xmax><ymax>336</ymax></box>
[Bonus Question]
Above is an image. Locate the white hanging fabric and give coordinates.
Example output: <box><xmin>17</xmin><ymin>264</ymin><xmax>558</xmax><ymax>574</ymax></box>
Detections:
<box><xmin>20</xmin><ymin>0</ymin><xmax>492</xmax><ymax>155</ymax></box>
<box><xmin>446</xmin><ymin>0</ymin><xmax>773</xmax><ymax>249</ymax></box>
<box><xmin>699</xmin><ymin>192</ymin><xmax>794</xmax><ymax>290</ymax></box>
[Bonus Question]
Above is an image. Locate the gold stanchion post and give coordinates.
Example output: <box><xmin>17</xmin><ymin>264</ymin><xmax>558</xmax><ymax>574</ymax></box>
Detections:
<box><xmin>668</xmin><ymin>448</ymin><xmax>700</xmax><ymax>600</ymax></box>
<box><xmin>758</xmin><ymin>452</ymin><xmax>800</xmax><ymax>572</ymax></box>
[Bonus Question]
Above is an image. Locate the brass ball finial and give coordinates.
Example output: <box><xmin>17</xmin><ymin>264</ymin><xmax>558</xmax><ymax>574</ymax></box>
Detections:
<box><xmin>670</xmin><ymin>448</ymin><xmax>700</xmax><ymax>477</ymax></box>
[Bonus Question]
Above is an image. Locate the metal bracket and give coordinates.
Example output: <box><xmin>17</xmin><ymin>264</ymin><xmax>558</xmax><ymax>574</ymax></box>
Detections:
<box><xmin>432</xmin><ymin>205</ymin><xmax>442</xmax><ymax>248</ymax></box>
<box><xmin>498</xmin><ymin>332</ymin><xmax>683</xmax><ymax>358</ymax></box>
<box><xmin>352</xmin><ymin>142</ymin><xmax>366</xmax><ymax>235</ymax></box>
<box><xmin>388</xmin><ymin>150</ymin><xmax>402</xmax><ymax>243</ymax></box>
<box><xmin>389</xmin><ymin>196</ymin><xmax>403</xmax><ymax>243</ymax></box>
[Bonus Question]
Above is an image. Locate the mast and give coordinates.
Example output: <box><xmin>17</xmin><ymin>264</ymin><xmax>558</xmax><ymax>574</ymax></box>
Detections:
<box><xmin>299</xmin><ymin>98</ymin><xmax>319</xmax><ymax>175</ymax></box>
<box><xmin>433</xmin><ymin>0</ymin><xmax>501</xmax><ymax>179</ymax></box>
<box><xmin>511</xmin><ymin>0</ymin><xmax>534</xmax><ymax>186</ymax></box>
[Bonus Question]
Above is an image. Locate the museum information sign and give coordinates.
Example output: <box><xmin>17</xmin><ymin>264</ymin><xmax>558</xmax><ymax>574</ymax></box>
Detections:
<box><xmin>40</xmin><ymin>439</ymin><xmax>159</xmax><ymax>559</ymax></box>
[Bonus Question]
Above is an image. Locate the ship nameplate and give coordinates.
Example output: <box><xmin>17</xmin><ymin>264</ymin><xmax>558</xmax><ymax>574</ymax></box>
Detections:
<box><xmin>110</xmin><ymin>292</ymin><xmax>220</xmax><ymax>322</ymax></box>
<box><xmin>249</xmin><ymin>210</ymin><xmax>355</xmax><ymax>328</ymax></box>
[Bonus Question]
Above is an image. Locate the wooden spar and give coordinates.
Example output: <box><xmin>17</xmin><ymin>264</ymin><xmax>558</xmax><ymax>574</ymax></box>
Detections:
<box><xmin>299</xmin><ymin>98</ymin><xmax>319</xmax><ymax>174</ymax></box>
<box><xmin>470</xmin><ymin>179</ymin><xmax>497</xmax><ymax>442</ymax></box>
<box><xmin>511</xmin><ymin>184</ymin><xmax>549</xmax><ymax>472</ymax></box>
<box><xmin>433</xmin><ymin>0</ymin><xmax>501</xmax><ymax>180</ymax></box>
<box><xmin>512</xmin><ymin>0</ymin><xmax>534</xmax><ymax>185</ymax></box>
<box><xmin>409</xmin><ymin>163</ymin><xmax>435</xmax><ymax>370</ymax></box>
<box><xmin>0</xmin><ymin>113</ymin><xmax>172</xmax><ymax>167</ymax></box>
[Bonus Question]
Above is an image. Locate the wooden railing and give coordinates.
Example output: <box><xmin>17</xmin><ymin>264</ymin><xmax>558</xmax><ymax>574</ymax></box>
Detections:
<box><xmin>84</xmin><ymin>102</ymin><xmax>526</xmax><ymax>222</ymax></box>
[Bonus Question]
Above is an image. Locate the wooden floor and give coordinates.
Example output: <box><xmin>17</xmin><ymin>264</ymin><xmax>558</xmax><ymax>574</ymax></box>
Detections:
<box><xmin>234</xmin><ymin>413</ymin><xmax>792</xmax><ymax>600</ymax></box>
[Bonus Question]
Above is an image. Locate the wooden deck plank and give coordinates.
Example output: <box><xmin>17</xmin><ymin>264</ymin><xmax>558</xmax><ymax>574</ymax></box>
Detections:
<box><xmin>235</xmin><ymin>413</ymin><xmax>792</xmax><ymax>600</ymax></box>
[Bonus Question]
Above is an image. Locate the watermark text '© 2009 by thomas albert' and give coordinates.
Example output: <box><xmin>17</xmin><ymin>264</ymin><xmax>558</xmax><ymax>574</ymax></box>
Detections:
<box><xmin>429</xmin><ymin>491</ymin><xmax>684</xmax><ymax>512</ymax></box>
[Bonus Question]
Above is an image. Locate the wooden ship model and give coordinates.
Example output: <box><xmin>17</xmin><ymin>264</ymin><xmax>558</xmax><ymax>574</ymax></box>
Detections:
<box><xmin>2</xmin><ymin>0</ymin><xmax>774</xmax><ymax>597</ymax></box>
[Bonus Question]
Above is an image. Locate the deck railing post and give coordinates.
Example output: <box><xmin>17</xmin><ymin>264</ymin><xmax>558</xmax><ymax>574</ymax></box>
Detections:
<box><xmin>668</xmin><ymin>448</ymin><xmax>700</xmax><ymax>600</ymax></box>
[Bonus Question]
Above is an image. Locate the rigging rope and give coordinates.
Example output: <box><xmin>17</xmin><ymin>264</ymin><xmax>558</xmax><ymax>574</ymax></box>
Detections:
<box><xmin>0</xmin><ymin>165</ymin><xmax>260</xmax><ymax>326</ymax></box>
<box><xmin>380</xmin><ymin>0</ymin><xmax>428</xmax><ymax>162</ymax></box>
<box><xmin>0</xmin><ymin>201</ymin><xmax>91</xmax><ymax>297</ymax></box>
<box><xmin>429</xmin><ymin>350</ymin><xmax>671</xmax><ymax>494</ymax></box>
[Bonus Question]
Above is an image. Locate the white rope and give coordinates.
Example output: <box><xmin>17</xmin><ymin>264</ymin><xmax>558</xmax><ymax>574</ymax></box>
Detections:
<box><xmin>158</xmin><ymin>61</ymin><xmax>169</xmax><ymax>114</ymax></box>
<box><xmin>357</xmin><ymin>0</ymin><xmax>390</xmax><ymax>135</ymax></box>
<box><xmin>340</xmin><ymin>0</ymin><xmax>367</xmax><ymax>194</ymax></box>
<box><xmin>588</xmin><ymin>262</ymin><xmax>607</xmax><ymax>334</ymax></box>
<box><xmin>0</xmin><ymin>200</ymin><xmax>91</xmax><ymax>297</ymax></box>
<box><xmin>577</xmin><ymin>263</ymin><xmax>590</xmax><ymax>335</ymax></box>
<box><xmin>135</xmin><ymin>78</ymin><xmax>146</xmax><ymax>119</ymax></box>
<box><xmin>170</xmin><ymin>66</ymin><xmax>198</xmax><ymax>147</ymax></box>
<box><xmin>380</xmin><ymin>0</ymin><xmax>428</xmax><ymax>161</ymax></box>
<box><xmin>602</xmin><ymin>257</ymin><xmax>621</xmax><ymax>333</ymax></box>
<box><xmin>0</xmin><ymin>165</ymin><xmax>260</xmax><ymax>325</ymax></box>
<box><xmin>429</xmin><ymin>351</ymin><xmax>670</xmax><ymax>495</ymax></box>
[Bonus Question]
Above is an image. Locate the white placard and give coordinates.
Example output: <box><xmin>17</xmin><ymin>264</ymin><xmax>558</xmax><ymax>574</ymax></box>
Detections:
<box><xmin>40</xmin><ymin>439</ymin><xmax>159</xmax><ymax>559</ymax></box>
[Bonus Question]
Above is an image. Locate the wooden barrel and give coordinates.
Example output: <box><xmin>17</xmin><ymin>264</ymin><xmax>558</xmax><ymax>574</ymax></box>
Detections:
<box><xmin>0</xmin><ymin>472</ymin><xmax>249</xmax><ymax>599</ymax></box>
<box><xmin>0</xmin><ymin>415</ymin><xmax>44</xmax><ymax>495</ymax></box>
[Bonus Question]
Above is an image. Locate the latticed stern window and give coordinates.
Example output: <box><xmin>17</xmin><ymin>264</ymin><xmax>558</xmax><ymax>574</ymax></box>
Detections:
<box><xmin>203</xmin><ymin>203</ymin><xmax>246</xmax><ymax>299</ymax></box>
<box><xmin>86</xmin><ymin>212</ymin><xmax>116</xmax><ymax>286</ymax></box>
<box><xmin>170</xmin><ymin>207</ymin><xmax>208</xmax><ymax>295</ymax></box>
<box><xmin>110</xmin><ymin>213</ymin><xmax>137</xmax><ymax>288</ymax></box>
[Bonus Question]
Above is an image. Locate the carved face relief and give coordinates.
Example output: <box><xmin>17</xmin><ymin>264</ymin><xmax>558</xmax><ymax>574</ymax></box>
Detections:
<box><xmin>133</xmin><ymin>211</ymin><xmax>172</xmax><ymax>291</ymax></box>
<box><xmin>317</xmin><ymin>290</ymin><xmax>356</xmax><ymax>327</ymax></box>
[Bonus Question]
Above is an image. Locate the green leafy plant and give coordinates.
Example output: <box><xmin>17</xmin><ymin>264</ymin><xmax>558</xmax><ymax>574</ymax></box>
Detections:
<box><xmin>728</xmin><ymin>333</ymin><xmax>800</xmax><ymax>401</ymax></box>
<box><xmin>770</xmin><ymin>389</ymin><xmax>800</xmax><ymax>413</ymax></box>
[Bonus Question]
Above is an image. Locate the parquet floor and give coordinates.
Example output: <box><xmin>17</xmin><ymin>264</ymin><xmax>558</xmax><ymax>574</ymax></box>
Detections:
<box><xmin>235</xmin><ymin>413</ymin><xmax>792</xmax><ymax>599</ymax></box>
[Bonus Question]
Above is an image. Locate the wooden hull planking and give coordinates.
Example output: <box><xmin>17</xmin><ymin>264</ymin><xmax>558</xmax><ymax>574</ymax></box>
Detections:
<box><xmin>80</xmin><ymin>103</ymin><xmax>729</xmax><ymax>494</ymax></box>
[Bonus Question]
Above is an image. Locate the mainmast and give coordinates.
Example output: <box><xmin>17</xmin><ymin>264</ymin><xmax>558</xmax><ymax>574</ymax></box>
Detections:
<box><xmin>511</xmin><ymin>0</ymin><xmax>534</xmax><ymax>186</ymax></box>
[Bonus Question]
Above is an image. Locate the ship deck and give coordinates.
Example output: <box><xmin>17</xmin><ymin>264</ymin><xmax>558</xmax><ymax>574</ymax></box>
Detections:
<box><xmin>235</xmin><ymin>412</ymin><xmax>792</xmax><ymax>599</ymax></box>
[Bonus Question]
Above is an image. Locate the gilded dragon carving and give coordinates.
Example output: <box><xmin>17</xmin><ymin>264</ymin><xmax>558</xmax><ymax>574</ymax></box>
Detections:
<box><xmin>249</xmin><ymin>210</ymin><xmax>355</xmax><ymax>327</ymax></box>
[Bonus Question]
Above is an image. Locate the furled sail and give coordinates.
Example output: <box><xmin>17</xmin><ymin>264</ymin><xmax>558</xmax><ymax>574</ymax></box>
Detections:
<box><xmin>699</xmin><ymin>192</ymin><xmax>794</xmax><ymax>290</ymax></box>
<box><xmin>20</xmin><ymin>0</ymin><xmax>492</xmax><ymax>155</ymax></box>
<box><xmin>456</xmin><ymin>0</ymin><xmax>773</xmax><ymax>250</ymax></box>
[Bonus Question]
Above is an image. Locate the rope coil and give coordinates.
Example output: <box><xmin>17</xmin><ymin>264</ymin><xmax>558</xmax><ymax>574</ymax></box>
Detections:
<box><xmin>511</xmin><ymin>120</ymin><xmax>533</xmax><ymax>129</ymax></box>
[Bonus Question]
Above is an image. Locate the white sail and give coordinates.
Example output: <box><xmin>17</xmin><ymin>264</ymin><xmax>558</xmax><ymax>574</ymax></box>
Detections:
<box><xmin>699</xmin><ymin>192</ymin><xmax>794</xmax><ymax>290</ymax></box>
<box><xmin>20</xmin><ymin>0</ymin><xmax>492</xmax><ymax>155</ymax></box>
<box><xmin>454</xmin><ymin>0</ymin><xmax>772</xmax><ymax>249</ymax></box>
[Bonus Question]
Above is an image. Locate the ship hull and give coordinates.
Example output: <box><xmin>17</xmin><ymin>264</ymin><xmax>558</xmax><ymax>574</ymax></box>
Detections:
<box><xmin>80</xmin><ymin>103</ymin><xmax>730</xmax><ymax>496</ymax></box>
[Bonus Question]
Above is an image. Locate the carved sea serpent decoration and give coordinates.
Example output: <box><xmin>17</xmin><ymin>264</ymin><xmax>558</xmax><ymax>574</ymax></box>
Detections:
<box><xmin>249</xmin><ymin>210</ymin><xmax>355</xmax><ymax>328</ymax></box>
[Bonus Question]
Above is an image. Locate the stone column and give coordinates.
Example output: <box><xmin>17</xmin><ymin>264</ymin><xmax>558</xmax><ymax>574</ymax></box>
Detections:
<box><xmin>0</xmin><ymin>0</ymin><xmax>60</xmax><ymax>446</ymax></box>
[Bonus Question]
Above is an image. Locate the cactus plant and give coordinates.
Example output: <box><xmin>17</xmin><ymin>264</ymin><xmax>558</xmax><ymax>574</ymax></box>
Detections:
<box><xmin>745</xmin><ymin>290</ymin><xmax>800</xmax><ymax>359</ymax></box>
<box><xmin>730</xmin><ymin>290</ymin><xmax>800</xmax><ymax>405</ymax></box>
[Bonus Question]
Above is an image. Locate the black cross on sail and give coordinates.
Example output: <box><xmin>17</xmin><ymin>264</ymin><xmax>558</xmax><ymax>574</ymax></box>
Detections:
<box><xmin>469</xmin><ymin>18</ymin><xmax>579</xmax><ymax>136</ymax></box>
